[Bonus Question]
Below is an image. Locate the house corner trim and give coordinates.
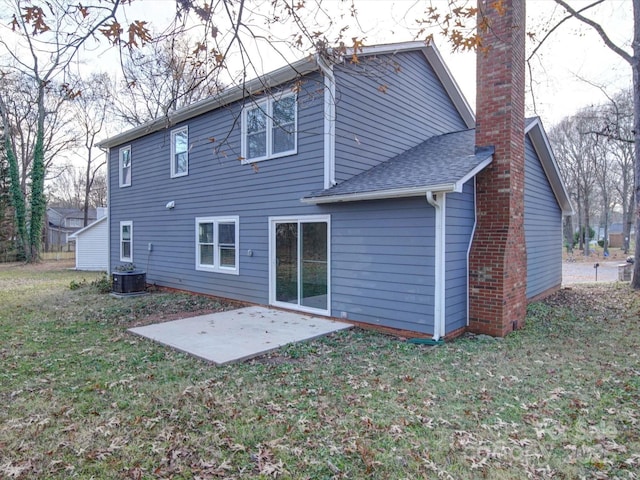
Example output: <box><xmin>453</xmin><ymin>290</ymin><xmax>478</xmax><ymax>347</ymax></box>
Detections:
<box><xmin>426</xmin><ymin>191</ymin><xmax>446</xmax><ymax>340</ymax></box>
<box><xmin>316</xmin><ymin>54</ymin><xmax>336</xmax><ymax>189</ymax></box>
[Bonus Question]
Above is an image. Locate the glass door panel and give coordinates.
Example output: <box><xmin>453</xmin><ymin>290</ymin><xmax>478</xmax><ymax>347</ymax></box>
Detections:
<box><xmin>275</xmin><ymin>222</ymin><xmax>298</xmax><ymax>304</ymax></box>
<box><xmin>301</xmin><ymin>222</ymin><xmax>328</xmax><ymax>310</ymax></box>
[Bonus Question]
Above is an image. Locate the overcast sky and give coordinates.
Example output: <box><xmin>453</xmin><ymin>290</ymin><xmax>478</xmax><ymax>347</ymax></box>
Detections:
<box><xmin>108</xmin><ymin>0</ymin><xmax>632</xmax><ymax>129</ymax></box>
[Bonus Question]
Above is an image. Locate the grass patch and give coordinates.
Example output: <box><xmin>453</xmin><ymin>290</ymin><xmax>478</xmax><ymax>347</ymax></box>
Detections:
<box><xmin>1</xmin><ymin>263</ymin><xmax>639</xmax><ymax>478</ymax></box>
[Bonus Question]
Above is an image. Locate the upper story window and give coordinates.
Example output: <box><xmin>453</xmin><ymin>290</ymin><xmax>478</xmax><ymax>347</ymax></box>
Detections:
<box><xmin>242</xmin><ymin>93</ymin><xmax>297</xmax><ymax>163</ymax></box>
<box><xmin>120</xmin><ymin>221</ymin><xmax>133</xmax><ymax>262</ymax></box>
<box><xmin>171</xmin><ymin>126</ymin><xmax>188</xmax><ymax>178</ymax></box>
<box><xmin>195</xmin><ymin>216</ymin><xmax>239</xmax><ymax>274</ymax></box>
<box><xmin>119</xmin><ymin>146</ymin><xmax>131</xmax><ymax>187</ymax></box>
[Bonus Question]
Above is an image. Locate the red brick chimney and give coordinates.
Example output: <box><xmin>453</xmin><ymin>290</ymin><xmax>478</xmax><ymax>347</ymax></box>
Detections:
<box><xmin>469</xmin><ymin>0</ymin><xmax>527</xmax><ymax>337</ymax></box>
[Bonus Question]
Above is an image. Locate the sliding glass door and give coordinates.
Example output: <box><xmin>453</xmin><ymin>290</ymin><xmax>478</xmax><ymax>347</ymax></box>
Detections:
<box><xmin>270</xmin><ymin>216</ymin><xmax>330</xmax><ymax>314</ymax></box>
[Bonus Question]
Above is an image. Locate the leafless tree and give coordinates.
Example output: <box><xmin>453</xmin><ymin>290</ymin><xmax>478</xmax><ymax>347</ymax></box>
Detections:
<box><xmin>47</xmin><ymin>163</ymin><xmax>84</xmax><ymax>209</ymax></box>
<box><xmin>113</xmin><ymin>32</ymin><xmax>225</xmax><ymax>126</ymax></box>
<box><xmin>598</xmin><ymin>89</ymin><xmax>635</xmax><ymax>254</ymax></box>
<box><xmin>550</xmin><ymin>114</ymin><xmax>599</xmax><ymax>255</ymax></box>
<box><xmin>0</xmin><ymin>0</ymin><xmax>149</xmax><ymax>260</ymax></box>
<box><xmin>548</xmin><ymin>0</ymin><xmax>639</xmax><ymax>285</ymax></box>
<box><xmin>68</xmin><ymin>72</ymin><xmax>112</xmax><ymax>225</ymax></box>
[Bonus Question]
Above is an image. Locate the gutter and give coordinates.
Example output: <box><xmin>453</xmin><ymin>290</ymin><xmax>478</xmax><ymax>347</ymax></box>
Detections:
<box><xmin>426</xmin><ymin>191</ymin><xmax>446</xmax><ymax>341</ymax></box>
<box><xmin>315</xmin><ymin>54</ymin><xmax>336</xmax><ymax>189</ymax></box>
<box><xmin>301</xmin><ymin>184</ymin><xmax>457</xmax><ymax>204</ymax></box>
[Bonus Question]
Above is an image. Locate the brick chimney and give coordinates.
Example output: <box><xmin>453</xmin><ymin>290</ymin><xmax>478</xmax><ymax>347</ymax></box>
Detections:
<box><xmin>469</xmin><ymin>0</ymin><xmax>527</xmax><ymax>337</ymax></box>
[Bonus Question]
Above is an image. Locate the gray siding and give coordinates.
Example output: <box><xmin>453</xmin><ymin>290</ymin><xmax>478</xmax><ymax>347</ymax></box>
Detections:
<box><xmin>333</xmin><ymin>50</ymin><xmax>467</xmax><ymax>181</ymax></box>
<box><xmin>445</xmin><ymin>181</ymin><xmax>475</xmax><ymax>334</ymax></box>
<box><xmin>109</xmin><ymin>74</ymin><xmax>327</xmax><ymax>305</ymax></box>
<box><xmin>107</xmin><ymin>51</ymin><xmax>474</xmax><ymax>336</ymax></box>
<box><xmin>524</xmin><ymin>136</ymin><xmax>562</xmax><ymax>298</ymax></box>
<box><xmin>330</xmin><ymin>197</ymin><xmax>435</xmax><ymax>334</ymax></box>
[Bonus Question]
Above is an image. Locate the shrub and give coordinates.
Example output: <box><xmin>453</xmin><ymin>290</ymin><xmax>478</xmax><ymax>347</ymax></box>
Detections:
<box><xmin>90</xmin><ymin>273</ymin><xmax>112</xmax><ymax>294</ymax></box>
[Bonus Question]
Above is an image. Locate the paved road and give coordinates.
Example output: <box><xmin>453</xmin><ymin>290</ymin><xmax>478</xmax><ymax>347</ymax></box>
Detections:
<box><xmin>562</xmin><ymin>260</ymin><xmax>626</xmax><ymax>285</ymax></box>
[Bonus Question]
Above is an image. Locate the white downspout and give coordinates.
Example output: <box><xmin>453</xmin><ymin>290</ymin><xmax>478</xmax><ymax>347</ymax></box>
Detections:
<box><xmin>101</xmin><ymin>147</ymin><xmax>111</xmax><ymax>275</ymax></box>
<box><xmin>316</xmin><ymin>54</ymin><xmax>336</xmax><ymax>189</ymax></box>
<box><xmin>466</xmin><ymin>178</ymin><xmax>477</xmax><ymax>327</ymax></box>
<box><xmin>426</xmin><ymin>191</ymin><xmax>446</xmax><ymax>340</ymax></box>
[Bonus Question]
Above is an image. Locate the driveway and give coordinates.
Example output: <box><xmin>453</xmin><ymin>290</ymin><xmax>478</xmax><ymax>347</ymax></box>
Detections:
<box><xmin>562</xmin><ymin>260</ymin><xmax>624</xmax><ymax>285</ymax></box>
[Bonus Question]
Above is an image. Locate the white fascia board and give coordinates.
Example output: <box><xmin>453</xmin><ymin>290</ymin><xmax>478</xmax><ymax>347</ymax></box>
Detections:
<box><xmin>525</xmin><ymin>118</ymin><xmax>575</xmax><ymax>215</ymax></box>
<box><xmin>352</xmin><ymin>42</ymin><xmax>476</xmax><ymax>130</ymax></box>
<box><xmin>68</xmin><ymin>216</ymin><xmax>108</xmax><ymax>239</ymax></box>
<box><xmin>97</xmin><ymin>58</ymin><xmax>318</xmax><ymax>149</ymax></box>
<box><xmin>454</xmin><ymin>156</ymin><xmax>493</xmax><ymax>192</ymax></box>
<box><xmin>301</xmin><ymin>184</ymin><xmax>457</xmax><ymax>204</ymax></box>
<box><xmin>423</xmin><ymin>45</ymin><xmax>475</xmax><ymax>129</ymax></box>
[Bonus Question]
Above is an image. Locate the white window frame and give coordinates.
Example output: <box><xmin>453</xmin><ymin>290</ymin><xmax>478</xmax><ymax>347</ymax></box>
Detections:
<box><xmin>119</xmin><ymin>145</ymin><xmax>131</xmax><ymax>187</ymax></box>
<box><xmin>241</xmin><ymin>92</ymin><xmax>297</xmax><ymax>163</ymax></box>
<box><xmin>170</xmin><ymin>126</ymin><xmax>189</xmax><ymax>178</ymax></box>
<box><xmin>120</xmin><ymin>221</ymin><xmax>133</xmax><ymax>262</ymax></box>
<box><xmin>268</xmin><ymin>214</ymin><xmax>331</xmax><ymax>316</ymax></box>
<box><xmin>195</xmin><ymin>216</ymin><xmax>240</xmax><ymax>274</ymax></box>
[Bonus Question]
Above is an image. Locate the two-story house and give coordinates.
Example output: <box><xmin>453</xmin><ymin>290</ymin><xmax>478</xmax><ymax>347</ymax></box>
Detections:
<box><xmin>98</xmin><ymin>32</ymin><xmax>571</xmax><ymax>339</ymax></box>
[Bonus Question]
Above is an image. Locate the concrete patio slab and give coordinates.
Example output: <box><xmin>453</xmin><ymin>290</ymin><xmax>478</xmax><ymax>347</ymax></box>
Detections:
<box><xmin>128</xmin><ymin>306</ymin><xmax>352</xmax><ymax>365</ymax></box>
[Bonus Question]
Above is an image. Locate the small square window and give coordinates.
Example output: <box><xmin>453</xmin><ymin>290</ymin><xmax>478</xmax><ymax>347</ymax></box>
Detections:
<box><xmin>195</xmin><ymin>216</ymin><xmax>239</xmax><ymax>274</ymax></box>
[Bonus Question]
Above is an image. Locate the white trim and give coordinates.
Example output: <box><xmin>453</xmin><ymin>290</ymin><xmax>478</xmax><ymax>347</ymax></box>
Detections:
<box><xmin>98</xmin><ymin>41</ymin><xmax>474</xmax><ymax>150</ymax></box>
<box><xmin>316</xmin><ymin>54</ymin><xmax>336</xmax><ymax>189</ymax></box>
<box><xmin>105</xmin><ymin>148</ymin><xmax>111</xmax><ymax>274</ymax></box>
<box><xmin>423</xmin><ymin>46</ymin><xmax>475</xmax><ymax>129</ymax></box>
<box><xmin>426</xmin><ymin>192</ymin><xmax>446</xmax><ymax>340</ymax></box>
<box><xmin>268</xmin><ymin>214</ymin><xmax>331</xmax><ymax>316</ymax></box>
<box><xmin>454</xmin><ymin>156</ymin><xmax>493</xmax><ymax>192</ymax></box>
<box><xmin>119</xmin><ymin>220</ymin><xmax>133</xmax><ymax>262</ymax></box>
<box><xmin>302</xmin><ymin>184</ymin><xmax>457</xmax><ymax>204</ymax></box>
<box><xmin>240</xmin><ymin>92</ymin><xmax>297</xmax><ymax>164</ymax></box>
<box><xmin>525</xmin><ymin>118</ymin><xmax>574</xmax><ymax>215</ymax></box>
<box><xmin>170</xmin><ymin>126</ymin><xmax>189</xmax><ymax>178</ymax></box>
<box><xmin>466</xmin><ymin>177</ymin><xmax>478</xmax><ymax>327</ymax></box>
<box><xmin>69</xmin><ymin>215</ymin><xmax>108</xmax><ymax>238</ymax></box>
<box><xmin>98</xmin><ymin>58</ymin><xmax>317</xmax><ymax>149</ymax></box>
<box><xmin>119</xmin><ymin>145</ymin><xmax>131</xmax><ymax>188</ymax></box>
<box><xmin>195</xmin><ymin>216</ymin><xmax>240</xmax><ymax>275</ymax></box>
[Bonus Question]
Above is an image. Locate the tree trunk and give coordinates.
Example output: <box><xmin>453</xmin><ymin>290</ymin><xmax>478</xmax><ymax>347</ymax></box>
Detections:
<box><xmin>584</xmin><ymin>198</ymin><xmax>591</xmax><ymax>256</ymax></box>
<box><xmin>5</xmin><ymin>137</ymin><xmax>27</xmax><ymax>260</ymax></box>
<box><xmin>563</xmin><ymin>215</ymin><xmax>574</xmax><ymax>254</ymax></box>
<box><xmin>577</xmin><ymin>191</ymin><xmax>584</xmax><ymax>250</ymax></box>
<box><xmin>602</xmin><ymin>210</ymin><xmax>609</xmax><ymax>256</ymax></box>
<box><xmin>27</xmin><ymin>87</ymin><xmax>47</xmax><ymax>262</ymax></box>
<box><xmin>632</xmin><ymin>0</ymin><xmax>640</xmax><ymax>288</ymax></box>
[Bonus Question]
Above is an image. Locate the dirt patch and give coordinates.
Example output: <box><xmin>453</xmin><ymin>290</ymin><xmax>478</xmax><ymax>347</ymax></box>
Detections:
<box><xmin>0</xmin><ymin>259</ymin><xmax>75</xmax><ymax>271</ymax></box>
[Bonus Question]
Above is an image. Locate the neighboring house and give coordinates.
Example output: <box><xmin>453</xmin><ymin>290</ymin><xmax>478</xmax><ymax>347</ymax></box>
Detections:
<box><xmin>46</xmin><ymin>207</ymin><xmax>100</xmax><ymax>251</ymax></box>
<box><xmin>69</xmin><ymin>211</ymin><xmax>108</xmax><ymax>271</ymax></box>
<box><xmin>98</xmin><ymin>20</ymin><xmax>571</xmax><ymax>338</ymax></box>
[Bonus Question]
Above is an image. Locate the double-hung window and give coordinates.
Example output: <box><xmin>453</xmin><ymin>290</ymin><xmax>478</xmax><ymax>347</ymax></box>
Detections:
<box><xmin>120</xmin><ymin>221</ymin><xmax>133</xmax><ymax>262</ymax></box>
<box><xmin>195</xmin><ymin>216</ymin><xmax>239</xmax><ymax>274</ymax></box>
<box><xmin>119</xmin><ymin>146</ymin><xmax>131</xmax><ymax>187</ymax></box>
<box><xmin>242</xmin><ymin>93</ymin><xmax>297</xmax><ymax>163</ymax></box>
<box><xmin>171</xmin><ymin>126</ymin><xmax>188</xmax><ymax>177</ymax></box>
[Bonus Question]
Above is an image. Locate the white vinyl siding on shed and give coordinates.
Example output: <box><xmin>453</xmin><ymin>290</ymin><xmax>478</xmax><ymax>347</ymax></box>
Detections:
<box><xmin>71</xmin><ymin>217</ymin><xmax>108</xmax><ymax>271</ymax></box>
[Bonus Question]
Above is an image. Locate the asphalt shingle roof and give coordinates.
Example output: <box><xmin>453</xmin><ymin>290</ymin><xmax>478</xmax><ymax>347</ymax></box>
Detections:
<box><xmin>304</xmin><ymin>129</ymin><xmax>494</xmax><ymax>202</ymax></box>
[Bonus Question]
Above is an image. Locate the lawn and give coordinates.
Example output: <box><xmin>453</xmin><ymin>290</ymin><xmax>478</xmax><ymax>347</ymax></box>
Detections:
<box><xmin>1</xmin><ymin>262</ymin><xmax>639</xmax><ymax>479</ymax></box>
